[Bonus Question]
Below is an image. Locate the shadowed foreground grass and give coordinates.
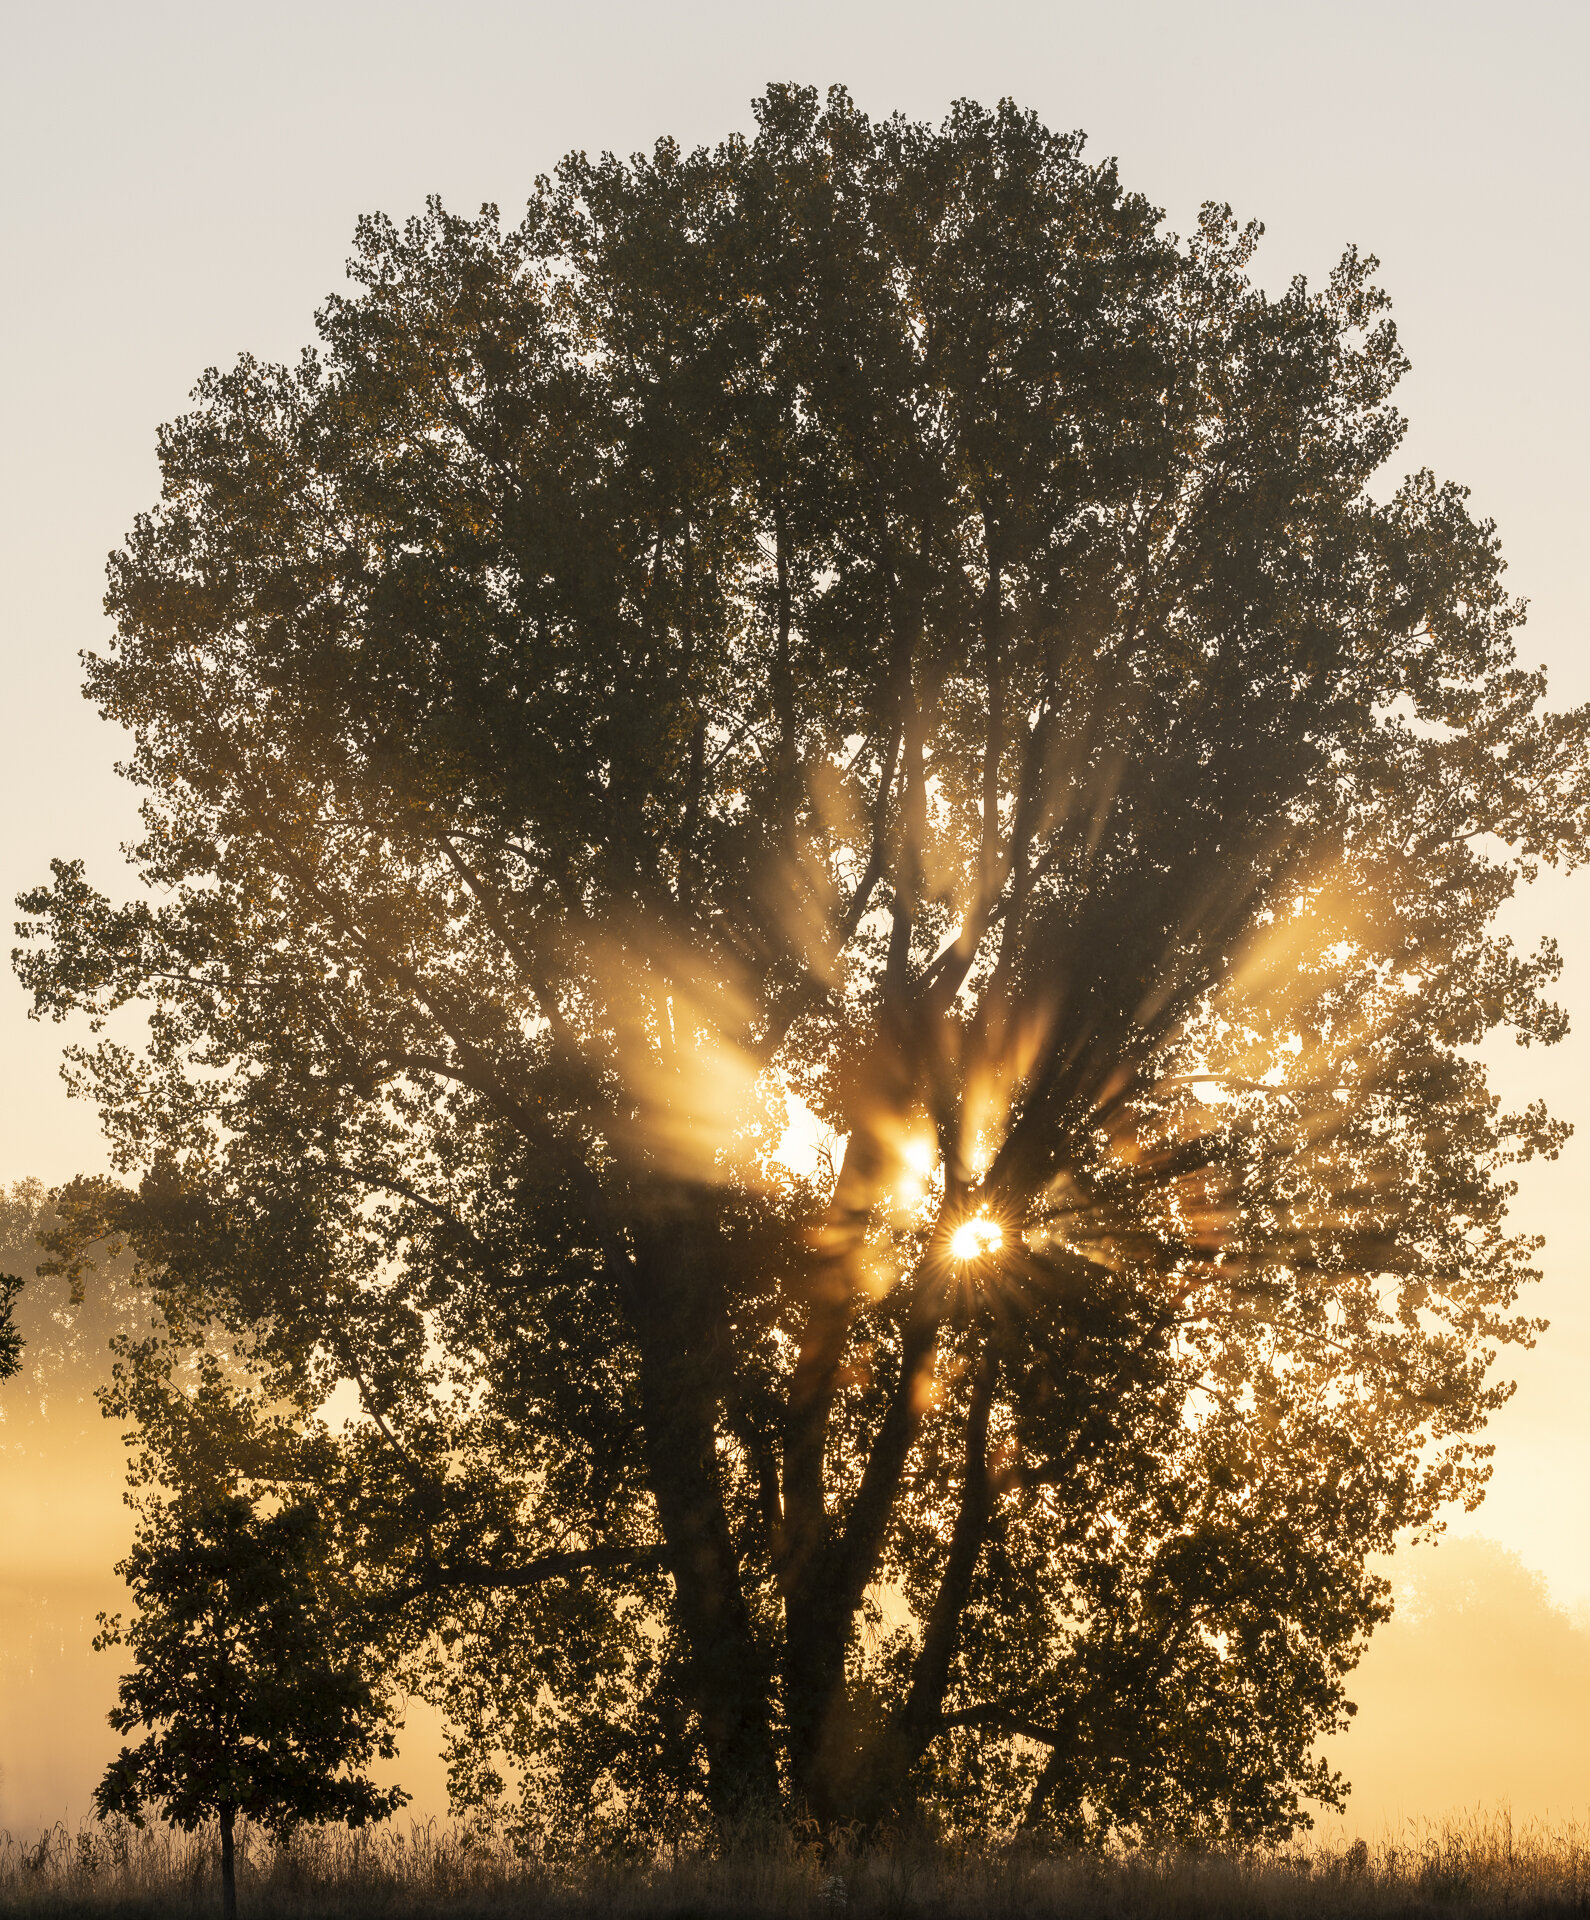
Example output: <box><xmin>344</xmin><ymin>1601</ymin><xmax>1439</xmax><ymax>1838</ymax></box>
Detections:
<box><xmin>5</xmin><ymin>1813</ymin><xmax>1590</xmax><ymax>1918</ymax></box>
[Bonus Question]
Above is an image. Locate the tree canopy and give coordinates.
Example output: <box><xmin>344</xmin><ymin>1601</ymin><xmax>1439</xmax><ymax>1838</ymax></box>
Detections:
<box><xmin>17</xmin><ymin>84</ymin><xmax>1590</xmax><ymax>1848</ymax></box>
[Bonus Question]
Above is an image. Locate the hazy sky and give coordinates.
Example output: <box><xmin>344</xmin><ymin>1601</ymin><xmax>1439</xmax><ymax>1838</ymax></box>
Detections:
<box><xmin>3</xmin><ymin>0</ymin><xmax>1587</xmax><ymax>1633</ymax></box>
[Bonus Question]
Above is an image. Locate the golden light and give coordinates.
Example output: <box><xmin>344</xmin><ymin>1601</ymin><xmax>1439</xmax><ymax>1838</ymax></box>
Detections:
<box><xmin>902</xmin><ymin>1136</ymin><xmax>935</xmax><ymax>1178</ymax></box>
<box><xmin>892</xmin><ymin>1133</ymin><xmax>941</xmax><ymax>1223</ymax></box>
<box><xmin>949</xmin><ymin>1216</ymin><xmax>1004</xmax><ymax>1261</ymax></box>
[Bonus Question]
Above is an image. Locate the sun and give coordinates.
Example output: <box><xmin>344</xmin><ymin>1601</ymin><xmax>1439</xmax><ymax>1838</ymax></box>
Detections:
<box><xmin>949</xmin><ymin>1216</ymin><xmax>1004</xmax><ymax>1261</ymax></box>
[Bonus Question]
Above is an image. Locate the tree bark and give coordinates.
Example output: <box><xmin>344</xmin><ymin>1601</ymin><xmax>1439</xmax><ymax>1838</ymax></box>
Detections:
<box><xmin>854</xmin><ymin>1341</ymin><xmax>999</xmax><ymax>1819</ymax></box>
<box><xmin>625</xmin><ymin>1233</ymin><xmax>782</xmax><ymax>1837</ymax></box>
<box><xmin>898</xmin><ymin>1344</ymin><xmax>996</xmax><ymax>1746</ymax></box>
<box><xmin>783</xmin><ymin>1288</ymin><xmax>942</xmax><ymax>1822</ymax></box>
<box><xmin>218</xmin><ymin>1803</ymin><xmax>237</xmax><ymax>1920</ymax></box>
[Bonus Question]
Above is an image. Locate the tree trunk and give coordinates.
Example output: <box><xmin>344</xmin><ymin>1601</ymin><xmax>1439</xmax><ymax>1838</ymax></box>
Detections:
<box><xmin>218</xmin><ymin>1804</ymin><xmax>237</xmax><ymax>1920</ymax></box>
<box><xmin>783</xmin><ymin>1299</ymin><xmax>945</xmax><ymax>1823</ymax></box>
<box><xmin>625</xmin><ymin>1235</ymin><xmax>782</xmax><ymax>1838</ymax></box>
<box><xmin>857</xmin><ymin>1342</ymin><xmax>998</xmax><ymax>1822</ymax></box>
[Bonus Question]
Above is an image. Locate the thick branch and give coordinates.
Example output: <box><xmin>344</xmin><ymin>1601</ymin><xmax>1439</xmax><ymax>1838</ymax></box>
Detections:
<box><xmin>376</xmin><ymin>1544</ymin><xmax>662</xmax><ymax>1615</ymax></box>
<box><xmin>774</xmin><ymin>492</ymin><xmax>797</xmax><ymax>803</ymax></box>
<box><xmin>978</xmin><ymin>545</ymin><xmax>1004</xmax><ymax>897</ymax></box>
<box><xmin>828</xmin><ymin>1283</ymin><xmax>942</xmax><ymax>1637</ymax></box>
<box><xmin>897</xmin><ymin>1341</ymin><xmax>998</xmax><ymax>1763</ymax></box>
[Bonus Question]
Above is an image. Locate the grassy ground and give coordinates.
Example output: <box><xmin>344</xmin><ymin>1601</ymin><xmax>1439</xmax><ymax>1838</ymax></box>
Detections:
<box><xmin>4</xmin><ymin>1812</ymin><xmax>1590</xmax><ymax>1918</ymax></box>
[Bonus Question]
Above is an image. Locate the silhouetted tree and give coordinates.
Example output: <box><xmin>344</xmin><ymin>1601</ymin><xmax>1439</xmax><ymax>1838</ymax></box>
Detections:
<box><xmin>0</xmin><ymin>1272</ymin><xmax>21</xmax><ymax>1382</ymax></box>
<box><xmin>0</xmin><ymin>1181</ymin><xmax>52</xmax><ymax>1394</ymax></box>
<box><xmin>19</xmin><ymin>85</ymin><xmax>1590</xmax><ymax>1846</ymax></box>
<box><xmin>0</xmin><ymin>1177</ymin><xmax>150</xmax><ymax>1438</ymax></box>
<box><xmin>94</xmin><ymin>1493</ymin><xmax>406</xmax><ymax>1920</ymax></box>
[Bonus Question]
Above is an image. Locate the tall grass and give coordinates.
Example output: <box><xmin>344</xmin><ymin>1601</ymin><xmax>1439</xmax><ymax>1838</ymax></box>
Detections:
<box><xmin>4</xmin><ymin>1810</ymin><xmax>1590</xmax><ymax>1917</ymax></box>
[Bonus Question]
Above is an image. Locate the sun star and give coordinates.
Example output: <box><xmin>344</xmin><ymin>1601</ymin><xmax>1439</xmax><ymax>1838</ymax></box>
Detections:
<box><xmin>949</xmin><ymin>1217</ymin><xmax>1004</xmax><ymax>1261</ymax></box>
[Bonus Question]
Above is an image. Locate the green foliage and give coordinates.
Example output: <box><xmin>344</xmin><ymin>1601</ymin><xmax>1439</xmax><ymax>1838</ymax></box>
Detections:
<box><xmin>16</xmin><ymin>84</ymin><xmax>1590</xmax><ymax>1848</ymax></box>
<box><xmin>93</xmin><ymin>1492</ymin><xmax>407</xmax><ymax>1840</ymax></box>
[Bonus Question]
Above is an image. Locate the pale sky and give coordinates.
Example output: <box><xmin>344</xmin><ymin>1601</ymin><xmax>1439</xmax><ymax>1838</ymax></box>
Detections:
<box><xmin>3</xmin><ymin>0</ymin><xmax>1587</xmax><ymax>1633</ymax></box>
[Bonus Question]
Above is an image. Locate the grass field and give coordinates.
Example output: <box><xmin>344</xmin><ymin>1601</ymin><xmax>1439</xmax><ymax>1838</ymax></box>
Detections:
<box><xmin>5</xmin><ymin>1812</ymin><xmax>1590</xmax><ymax>1918</ymax></box>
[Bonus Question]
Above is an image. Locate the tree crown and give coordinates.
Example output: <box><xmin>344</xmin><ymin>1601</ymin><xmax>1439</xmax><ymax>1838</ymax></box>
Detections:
<box><xmin>94</xmin><ymin>1492</ymin><xmax>406</xmax><ymax>1838</ymax></box>
<box><xmin>19</xmin><ymin>84</ymin><xmax>1589</xmax><ymax>1847</ymax></box>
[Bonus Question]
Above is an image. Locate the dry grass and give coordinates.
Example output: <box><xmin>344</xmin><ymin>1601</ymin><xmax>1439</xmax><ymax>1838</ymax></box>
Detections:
<box><xmin>4</xmin><ymin>1810</ymin><xmax>1590</xmax><ymax>1918</ymax></box>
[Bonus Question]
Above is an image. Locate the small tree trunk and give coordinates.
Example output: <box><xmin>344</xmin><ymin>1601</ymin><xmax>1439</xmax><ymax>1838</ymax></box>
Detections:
<box><xmin>218</xmin><ymin>1804</ymin><xmax>237</xmax><ymax>1920</ymax></box>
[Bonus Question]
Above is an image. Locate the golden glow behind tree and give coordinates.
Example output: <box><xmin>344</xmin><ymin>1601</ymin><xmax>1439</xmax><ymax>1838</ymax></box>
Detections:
<box><xmin>16</xmin><ymin>85</ymin><xmax>1590</xmax><ymax>1847</ymax></box>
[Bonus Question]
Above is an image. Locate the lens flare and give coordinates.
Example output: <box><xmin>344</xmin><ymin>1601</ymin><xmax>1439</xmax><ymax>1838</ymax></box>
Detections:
<box><xmin>949</xmin><ymin>1217</ymin><xmax>1003</xmax><ymax>1261</ymax></box>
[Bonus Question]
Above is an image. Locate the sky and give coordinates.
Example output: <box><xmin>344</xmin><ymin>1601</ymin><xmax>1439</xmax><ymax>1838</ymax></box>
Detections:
<box><xmin>2</xmin><ymin>0</ymin><xmax>1588</xmax><ymax>1827</ymax></box>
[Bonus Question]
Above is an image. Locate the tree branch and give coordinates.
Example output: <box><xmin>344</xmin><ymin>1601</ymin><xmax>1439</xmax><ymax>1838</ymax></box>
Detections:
<box><xmin>897</xmin><ymin>1340</ymin><xmax>998</xmax><ymax>1764</ymax></box>
<box><xmin>375</xmin><ymin>1543</ymin><xmax>664</xmax><ymax>1615</ymax></box>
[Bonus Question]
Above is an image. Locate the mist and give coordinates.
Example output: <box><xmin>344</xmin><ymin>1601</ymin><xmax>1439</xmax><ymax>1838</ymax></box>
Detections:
<box><xmin>1325</xmin><ymin>1537</ymin><xmax>1590</xmax><ymax>1831</ymax></box>
<box><xmin>0</xmin><ymin>1180</ymin><xmax>454</xmax><ymax>1834</ymax></box>
<box><xmin>4</xmin><ymin>1157</ymin><xmax>1587</xmax><ymax>1837</ymax></box>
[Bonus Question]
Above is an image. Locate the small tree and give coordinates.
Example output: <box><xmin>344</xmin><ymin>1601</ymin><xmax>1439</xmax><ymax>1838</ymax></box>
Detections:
<box><xmin>94</xmin><ymin>1492</ymin><xmax>407</xmax><ymax>1920</ymax></box>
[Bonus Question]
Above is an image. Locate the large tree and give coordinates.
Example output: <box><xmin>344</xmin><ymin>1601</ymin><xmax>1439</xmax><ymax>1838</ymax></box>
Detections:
<box><xmin>17</xmin><ymin>85</ymin><xmax>1590</xmax><ymax>1847</ymax></box>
